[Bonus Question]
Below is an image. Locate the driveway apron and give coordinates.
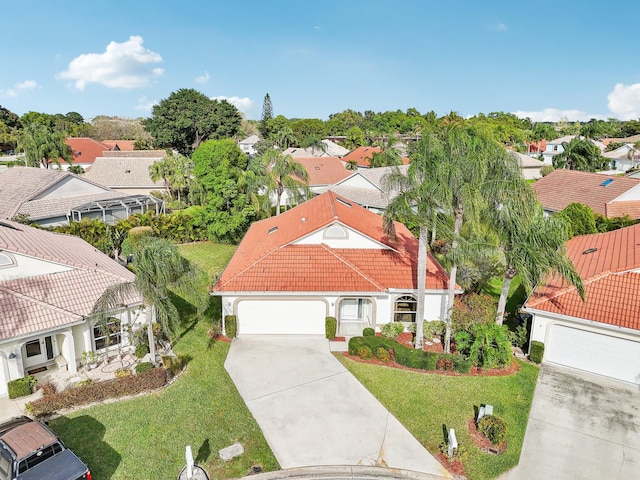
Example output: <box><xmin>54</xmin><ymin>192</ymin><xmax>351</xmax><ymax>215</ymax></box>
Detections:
<box><xmin>499</xmin><ymin>364</ymin><xmax>640</xmax><ymax>480</ymax></box>
<box><xmin>225</xmin><ymin>335</ymin><xmax>451</xmax><ymax>478</ymax></box>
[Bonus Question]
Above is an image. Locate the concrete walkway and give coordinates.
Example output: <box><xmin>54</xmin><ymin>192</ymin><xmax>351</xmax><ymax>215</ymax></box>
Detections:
<box><xmin>0</xmin><ymin>389</ymin><xmax>42</xmax><ymax>423</ymax></box>
<box><xmin>225</xmin><ymin>336</ymin><xmax>451</xmax><ymax>479</ymax></box>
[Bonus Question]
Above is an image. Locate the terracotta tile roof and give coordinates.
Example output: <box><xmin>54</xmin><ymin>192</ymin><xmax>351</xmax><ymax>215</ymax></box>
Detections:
<box><xmin>528</xmin><ymin>140</ymin><xmax>547</xmax><ymax>153</ymax></box>
<box><xmin>214</xmin><ymin>191</ymin><xmax>452</xmax><ymax>293</ymax></box>
<box><xmin>0</xmin><ymin>220</ymin><xmax>140</xmax><ymax>339</ymax></box>
<box><xmin>85</xmin><ymin>157</ymin><xmax>165</xmax><ymax>188</ymax></box>
<box><xmin>342</xmin><ymin>147</ymin><xmax>409</xmax><ymax>167</ymax></box>
<box><xmin>102</xmin><ymin>140</ymin><xmax>136</xmax><ymax>151</ymax></box>
<box><xmin>65</xmin><ymin>137</ymin><xmax>112</xmax><ymax>165</ymax></box>
<box><xmin>532</xmin><ymin>169</ymin><xmax>640</xmax><ymax>217</ymax></box>
<box><xmin>526</xmin><ymin>223</ymin><xmax>640</xmax><ymax>331</ymax></box>
<box><xmin>295</xmin><ymin>157</ymin><xmax>352</xmax><ymax>186</ymax></box>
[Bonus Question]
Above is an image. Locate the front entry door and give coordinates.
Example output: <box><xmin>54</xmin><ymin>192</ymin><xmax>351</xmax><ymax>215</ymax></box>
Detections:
<box><xmin>23</xmin><ymin>336</ymin><xmax>54</xmax><ymax>368</ymax></box>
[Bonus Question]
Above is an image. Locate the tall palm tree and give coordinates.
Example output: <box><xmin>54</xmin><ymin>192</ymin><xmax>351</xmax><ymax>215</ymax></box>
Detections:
<box><xmin>553</xmin><ymin>137</ymin><xmax>607</xmax><ymax>172</ymax></box>
<box><xmin>17</xmin><ymin>123</ymin><xmax>73</xmax><ymax>168</ymax></box>
<box><xmin>492</xmin><ymin>204</ymin><xmax>584</xmax><ymax>325</ymax></box>
<box><xmin>92</xmin><ymin>237</ymin><xmax>208</xmax><ymax>363</ymax></box>
<box><xmin>273</xmin><ymin>126</ymin><xmax>296</xmax><ymax>149</ymax></box>
<box><xmin>300</xmin><ymin>134</ymin><xmax>327</xmax><ymax>155</ymax></box>
<box><xmin>383</xmin><ymin>134</ymin><xmax>446</xmax><ymax>349</ymax></box>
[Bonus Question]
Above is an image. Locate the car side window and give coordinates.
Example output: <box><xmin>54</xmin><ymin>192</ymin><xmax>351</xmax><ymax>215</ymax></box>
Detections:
<box><xmin>17</xmin><ymin>443</ymin><xmax>63</xmax><ymax>474</ymax></box>
<box><xmin>0</xmin><ymin>453</ymin><xmax>11</xmax><ymax>480</ymax></box>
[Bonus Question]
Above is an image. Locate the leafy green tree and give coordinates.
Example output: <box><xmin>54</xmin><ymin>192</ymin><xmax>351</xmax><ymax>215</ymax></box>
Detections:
<box><xmin>290</xmin><ymin>118</ymin><xmax>326</xmax><ymax>141</ymax></box>
<box><xmin>192</xmin><ymin>139</ymin><xmax>254</xmax><ymax>242</ymax></box>
<box><xmin>17</xmin><ymin>122</ymin><xmax>73</xmax><ymax>168</ymax></box>
<box><xmin>345</xmin><ymin>126</ymin><xmax>365</xmax><ymax>150</ymax></box>
<box><xmin>454</xmin><ymin>323</ymin><xmax>512</xmax><ymax>368</ymax></box>
<box><xmin>143</xmin><ymin>89</ymin><xmax>242</xmax><ymax>155</ymax></box>
<box><xmin>553</xmin><ymin>137</ymin><xmax>607</xmax><ymax>171</ymax></box>
<box><xmin>0</xmin><ymin>105</ymin><xmax>20</xmax><ymax>129</ymax></box>
<box><xmin>68</xmin><ymin>165</ymin><xmax>84</xmax><ymax>175</ymax></box>
<box><xmin>556</xmin><ymin>202</ymin><xmax>598</xmax><ymax>237</ymax></box>
<box><xmin>259</xmin><ymin>93</ymin><xmax>273</xmax><ymax>138</ymax></box>
<box><xmin>0</xmin><ymin>121</ymin><xmax>17</xmax><ymax>151</ymax></box>
<box><xmin>272</xmin><ymin>125</ymin><xmax>297</xmax><ymax>149</ymax></box>
<box><xmin>93</xmin><ymin>236</ymin><xmax>208</xmax><ymax>363</ymax></box>
<box><xmin>149</xmin><ymin>153</ymin><xmax>193</xmax><ymax>203</ymax></box>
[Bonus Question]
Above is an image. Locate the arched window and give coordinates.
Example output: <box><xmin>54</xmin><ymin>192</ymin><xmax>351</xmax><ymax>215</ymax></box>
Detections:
<box><xmin>0</xmin><ymin>252</ymin><xmax>16</xmax><ymax>268</ymax></box>
<box><xmin>394</xmin><ymin>295</ymin><xmax>417</xmax><ymax>322</ymax></box>
<box><xmin>324</xmin><ymin>225</ymin><xmax>348</xmax><ymax>239</ymax></box>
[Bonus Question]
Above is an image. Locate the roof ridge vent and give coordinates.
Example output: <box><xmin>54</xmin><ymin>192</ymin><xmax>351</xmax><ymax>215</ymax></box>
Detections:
<box><xmin>268</xmin><ymin>226</ymin><xmax>278</xmax><ymax>234</ymax></box>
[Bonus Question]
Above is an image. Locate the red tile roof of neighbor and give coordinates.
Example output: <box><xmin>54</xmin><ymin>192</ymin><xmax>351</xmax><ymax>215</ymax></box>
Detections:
<box><xmin>65</xmin><ymin>137</ymin><xmax>113</xmax><ymax>165</ymax></box>
<box><xmin>532</xmin><ymin>169</ymin><xmax>640</xmax><ymax>217</ymax></box>
<box><xmin>342</xmin><ymin>146</ymin><xmax>410</xmax><ymax>167</ymax></box>
<box><xmin>526</xmin><ymin>223</ymin><xmax>640</xmax><ymax>331</ymax></box>
<box><xmin>528</xmin><ymin>139</ymin><xmax>547</xmax><ymax>153</ymax></box>
<box><xmin>213</xmin><ymin>191</ymin><xmax>452</xmax><ymax>293</ymax></box>
<box><xmin>102</xmin><ymin>140</ymin><xmax>136</xmax><ymax>151</ymax></box>
<box><xmin>294</xmin><ymin>157</ymin><xmax>352</xmax><ymax>185</ymax></box>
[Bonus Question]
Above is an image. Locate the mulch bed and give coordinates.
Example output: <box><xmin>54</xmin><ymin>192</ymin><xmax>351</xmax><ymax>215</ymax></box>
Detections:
<box><xmin>214</xmin><ymin>335</ymin><xmax>232</xmax><ymax>343</ymax></box>
<box><xmin>436</xmin><ymin>453</ymin><xmax>467</xmax><ymax>478</ymax></box>
<box><xmin>467</xmin><ymin>417</ymin><xmax>506</xmax><ymax>454</ymax></box>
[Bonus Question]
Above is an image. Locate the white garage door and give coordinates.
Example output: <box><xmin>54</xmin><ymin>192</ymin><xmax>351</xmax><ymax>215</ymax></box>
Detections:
<box><xmin>236</xmin><ymin>300</ymin><xmax>326</xmax><ymax>335</ymax></box>
<box><xmin>546</xmin><ymin>324</ymin><xmax>640</xmax><ymax>384</ymax></box>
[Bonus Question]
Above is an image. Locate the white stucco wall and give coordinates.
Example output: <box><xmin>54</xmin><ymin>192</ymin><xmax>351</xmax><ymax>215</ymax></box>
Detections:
<box><xmin>0</xmin><ymin>252</ymin><xmax>72</xmax><ymax>281</ymax></box>
<box><xmin>295</xmin><ymin>223</ymin><xmax>386</xmax><ymax>249</ymax></box>
<box><xmin>614</xmin><ymin>184</ymin><xmax>640</xmax><ymax>201</ymax></box>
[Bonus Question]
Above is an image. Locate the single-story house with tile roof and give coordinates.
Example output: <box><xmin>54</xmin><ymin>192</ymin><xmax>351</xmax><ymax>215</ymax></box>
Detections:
<box><xmin>0</xmin><ymin>167</ymin><xmax>164</xmax><ymax>226</ymax></box>
<box><xmin>61</xmin><ymin>137</ymin><xmax>114</xmax><ymax>171</ymax></box>
<box><xmin>602</xmin><ymin>144</ymin><xmax>640</xmax><ymax>172</ymax></box>
<box><xmin>341</xmin><ymin>146</ymin><xmax>410</xmax><ymax>168</ymax></box>
<box><xmin>525</xmin><ymin>223</ymin><xmax>640</xmax><ymax>384</ymax></box>
<box><xmin>84</xmin><ymin>153</ymin><xmax>169</xmax><ymax>196</ymax></box>
<box><xmin>532</xmin><ymin>169</ymin><xmax>640</xmax><ymax>219</ymax></box>
<box><xmin>0</xmin><ymin>219</ymin><xmax>146</xmax><ymax>397</ymax></box>
<box><xmin>101</xmin><ymin>140</ymin><xmax>136</xmax><ymax>151</ymax></box>
<box><xmin>238</xmin><ymin>135</ymin><xmax>260</xmax><ymax>156</ymax></box>
<box><xmin>212</xmin><ymin>191</ymin><xmax>459</xmax><ymax>336</ymax></box>
<box><xmin>510</xmin><ymin>150</ymin><xmax>545</xmax><ymax>180</ymax></box>
<box><xmin>319</xmin><ymin>164</ymin><xmax>409</xmax><ymax>213</ymax></box>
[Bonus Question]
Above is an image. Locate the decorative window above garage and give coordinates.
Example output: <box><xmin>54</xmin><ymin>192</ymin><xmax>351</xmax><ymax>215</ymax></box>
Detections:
<box><xmin>324</xmin><ymin>225</ymin><xmax>348</xmax><ymax>239</ymax></box>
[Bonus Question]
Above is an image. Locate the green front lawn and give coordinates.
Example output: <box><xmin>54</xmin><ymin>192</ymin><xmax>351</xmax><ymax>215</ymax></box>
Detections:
<box><xmin>338</xmin><ymin>356</ymin><xmax>539</xmax><ymax>480</ymax></box>
<box><xmin>50</xmin><ymin>242</ymin><xmax>277</xmax><ymax>479</ymax></box>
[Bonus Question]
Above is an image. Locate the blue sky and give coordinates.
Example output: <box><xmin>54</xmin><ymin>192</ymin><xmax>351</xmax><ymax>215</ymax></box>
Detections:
<box><xmin>2</xmin><ymin>0</ymin><xmax>640</xmax><ymax>122</ymax></box>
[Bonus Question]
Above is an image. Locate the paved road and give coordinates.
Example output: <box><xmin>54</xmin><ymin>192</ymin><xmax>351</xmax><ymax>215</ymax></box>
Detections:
<box><xmin>500</xmin><ymin>364</ymin><xmax>640</xmax><ymax>480</ymax></box>
<box><xmin>225</xmin><ymin>335</ymin><xmax>451</xmax><ymax>479</ymax></box>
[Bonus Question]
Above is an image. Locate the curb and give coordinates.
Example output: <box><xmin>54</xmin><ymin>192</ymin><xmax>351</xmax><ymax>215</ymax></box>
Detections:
<box><xmin>237</xmin><ymin>465</ymin><xmax>451</xmax><ymax>480</ymax></box>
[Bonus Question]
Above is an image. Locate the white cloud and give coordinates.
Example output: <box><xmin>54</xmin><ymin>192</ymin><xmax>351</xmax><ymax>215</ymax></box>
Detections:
<box><xmin>497</xmin><ymin>23</ymin><xmax>507</xmax><ymax>32</ymax></box>
<box><xmin>195</xmin><ymin>71</ymin><xmax>210</xmax><ymax>84</ymax></box>
<box><xmin>513</xmin><ymin>108</ymin><xmax>605</xmax><ymax>122</ymax></box>
<box><xmin>607</xmin><ymin>82</ymin><xmax>640</xmax><ymax>120</ymax></box>
<box><xmin>135</xmin><ymin>96</ymin><xmax>158</xmax><ymax>111</ymax></box>
<box><xmin>212</xmin><ymin>95</ymin><xmax>255</xmax><ymax>115</ymax></box>
<box><xmin>0</xmin><ymin>80</ymin><xmax>39</xmax><ymax>97</ymax></box>
<box><xmin>58</xmin><ymin>35</ymin><xmax>164</xmax><ymax>90</ymax></box>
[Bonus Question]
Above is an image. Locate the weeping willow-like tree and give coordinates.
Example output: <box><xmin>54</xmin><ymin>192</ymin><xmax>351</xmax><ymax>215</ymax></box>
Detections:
<box><xmin>92</xmin><ymin>237</ymin><xmax>208</xmax><ymax>363</ymax></box>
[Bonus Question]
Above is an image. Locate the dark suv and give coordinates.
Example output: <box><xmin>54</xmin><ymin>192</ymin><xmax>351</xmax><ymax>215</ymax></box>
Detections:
<box><xmin>0</xmin><ymin>417</ymin><xmax>91</xmax><ymax>480</ymax></box>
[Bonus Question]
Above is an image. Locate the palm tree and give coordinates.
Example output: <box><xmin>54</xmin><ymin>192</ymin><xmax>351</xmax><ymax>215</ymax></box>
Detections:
<box><xmin>17</xmin><ymin>123</ymin><xmax>73</xmax><ymax>169</ymax></box>
<box><xmin>249</xmin><ymin>149</ymin><xmax>311</xmax><ymax>216</ymax></box>
<box><xmin>383</xmin><ymin>134</ymin><xmax>446</xmax><ymax>349</ymax></box>
<box><xmin>300</xmin><ymin>134</ymin><xmax>327</xmax><ymax>155</ymax></box>
<box><xmin>92</xmin><ymin>237</ymin><xmax>208</xmax><ymax>363</ymax></box>
<box><xmin>149</xmin><ymin>153</ymin><xmax>194</xmax><ymax>202</ymax></box>
<box><xmin>273</xmin><ymin>126</ymin><xmax>296</xmax><ymax>149</ymax></box>
<box><xmin>553</xmin><ymin>137</ymin><xmax>607</xmax><ymax>172</ymax></box>
<box><xmin>492</xmin><ymin>204</ymin><xmax>585</xmax><ymax>325</ymax></box>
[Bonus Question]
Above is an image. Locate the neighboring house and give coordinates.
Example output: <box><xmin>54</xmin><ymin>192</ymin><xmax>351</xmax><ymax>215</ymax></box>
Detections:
<box><xmin>283</xmin><ymin>140</ymin><xmax>350</xmax><ymax>158</ymax></box>
<box><xmin>0</xmin><ymin>167</ymin><xmax>164</xmax><ymax>227</ymax></box>
<box><xmin>532</xmin><ymin>169</ymin><xmax>640</xmax><ymax>219</ymax></box>
<box><xmin>510</xmin><ymin>151</ymin><xmax>545</xmax><ymax>180</ymax></box>
<box><xmin>601</xmin><ymin>134</ymin><xmax>640</xmax><ymax>148</ymax></box>
<box><xmin>539</xmin><ymin>136</ymin><xmax>605</xmax><ymax>165</ymax></box>
<box><xmin>603</xmin><ymin>144</ymin><xmax>640</xmax><ymax>172</ymax></box>
<box><xmin>275</xmin><ymin>157</ymin><xmax>351</xmax><ymax>208</ymax></box>
<box><xmin>525</xmin><ymin>223</ymin><xmax>640</xmax><ymax>385</ymax></box>
<box><xmin>341</xmin><ymin>146</ymin><xmax>410</xmax><ymax>168</ymax></box>
<box><xmin>101</xmin><ymin>140</ymin><xmax>136</xmax><ymax>151</ymax></box>
<box><xmin>84</xmin><ymin>152</ymin><xmax>169</xmax><ymax>196</ymax></box>
<box><xmin>321</xmin><ymin>139</ymin><xmax>350</xmax><ymax>157</ymax></box>
<box><xmin>0</xmin><ymin>219</ymin><xmax>145</xmax><ymax>397</ymax></box>
<box><xmin>212</xmin><ymin>191</ymin><xmax>459</xmax><ymax>336</ymax></box>
<box><xmin>322</xmin><ymin>164</ymin><xmax>410</xmax><ymax>213</ymax></box>
<box><xmin>62</xmin><ymin>138</ymin><xmax>114</xmax><ymax>171</ymax></box>
<box><xmin>238</xmin><ymin>135</ymin><xmax>260</xmax><ymax>156</ymax></box>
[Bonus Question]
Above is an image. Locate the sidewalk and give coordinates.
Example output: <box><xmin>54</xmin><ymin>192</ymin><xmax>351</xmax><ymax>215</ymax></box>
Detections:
<box><xmin>0</xmin><ymin>389</ymin><xmax>42</xmax><ymax>423</ymax></box>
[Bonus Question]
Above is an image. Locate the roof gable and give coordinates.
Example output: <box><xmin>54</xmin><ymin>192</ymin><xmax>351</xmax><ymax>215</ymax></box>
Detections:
<box><xmin>65</xmin><ymin>137</ymin><xmax>112</xmax><ymax>165</ymax></box>
<box><xmin>294</xmin><ymin>157</ymin><xmax>352</xmax><ymax>186</ymax></box>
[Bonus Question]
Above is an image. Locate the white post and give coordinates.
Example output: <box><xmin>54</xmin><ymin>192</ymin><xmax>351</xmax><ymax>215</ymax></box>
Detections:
<box><xmin>448</xmin><ymin>428</ymin><xmax>458</xmax><ymax>458</ymax></box>
<box><xmin>185</xmin><ymin>445</ymin><xmax>194</xmax><ymax>479</ymax></box>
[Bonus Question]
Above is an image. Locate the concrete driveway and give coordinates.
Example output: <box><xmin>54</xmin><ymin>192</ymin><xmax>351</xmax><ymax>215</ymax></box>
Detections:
<box><xmin>500</xmin><ymin>364</ymin><xmax>640</xmax><ymax>480</ymax></box>
<box><xmin>224</xmin><ymin>335</ymin><xmax>451</xmax><ymax>478</ymax></box>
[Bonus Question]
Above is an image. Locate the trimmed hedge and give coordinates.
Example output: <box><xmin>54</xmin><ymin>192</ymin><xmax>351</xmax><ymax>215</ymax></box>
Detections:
<box><xmin>224</xmin><ymin>315</ymin><xmax>237</xmax><ymax>338</ymax></box>
<box><xmin>363</xmin><ymin>327</ymin><xmax>375</xmax><ymax>337</ymax></box>
<box><xmin>348</xmin><ymin>336</ymin><xmax>471</xmax><ymax>373</ymax></box>
<box><xmin>325</xmin><ymin>317</ymin><xmax>337</xmax><ymax>339</ymax></box>
<box><xmin>529</xmin><ymin>341</ymin><xmax>544</xmax><ymax>364</ymax></box>
<box><xmin>8</xmin><ymin>376</ymin><xmax>36</xmax><ymax>399</ymax></box>
<box><xmin>26</xmin><ymin>368</ymin><xmax>167</xmax><ymax>417</ymax></box>
<box><xmin>478</xmin><ymin>414</ymin><xmax>507</xmax><ymax>444</ymax></box>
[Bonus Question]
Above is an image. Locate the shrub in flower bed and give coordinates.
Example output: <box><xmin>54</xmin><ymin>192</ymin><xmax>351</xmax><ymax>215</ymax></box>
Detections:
<box><xmin>26</xmin><ymin>367</ymin><xmax>167</xmax><ymax>417</ymax></box>
<box><xmin>477</xmin><ymin>414</ymin><xmax>507</xmax><ymax>445</ymax></box>
<box><xmin>135</xmin><ymin>362</ymin><xmax>154</xmax><ymax>374</ymax></box>
<box><xmin>348</xmin><ymin>336</ymin><xmax>471</xmax><ymax>373</ymax></box>
<box><xmin>376</xmin><ymin>347</ymin><xmax>391</xmax><ymax>362</ymax></box>
<box><xmin>357</xmin><ymin>346</ymin><xmax>373</xmax><ymax>360</ymax></box>
<box><xmin>8</xmin><ymin>376</ymin><xmax>36</xmax><ymax>399</ymax></box>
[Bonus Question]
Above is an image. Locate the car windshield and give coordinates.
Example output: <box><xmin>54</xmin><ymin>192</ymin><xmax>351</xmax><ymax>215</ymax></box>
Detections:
<box><xmin>17</xmin><ymin>443</ymin><xmax>62</xmax><ymax>474</ymax></box>
<box><xmin>0</xmin><ymin>453</ymin><xmax>11</xmax><ymax>480</ymax></box>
